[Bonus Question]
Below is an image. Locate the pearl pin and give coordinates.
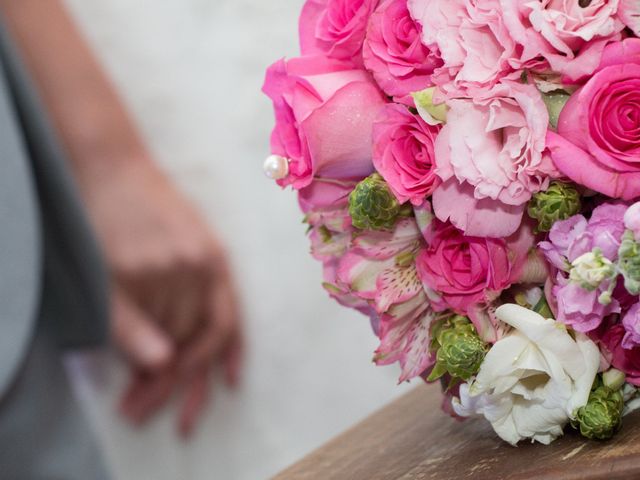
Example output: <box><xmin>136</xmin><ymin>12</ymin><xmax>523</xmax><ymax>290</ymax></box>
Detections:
<box><xmin>263</xmin><ymin>154</ymin><xmax>290</xmax><ymax>180</ymax></box>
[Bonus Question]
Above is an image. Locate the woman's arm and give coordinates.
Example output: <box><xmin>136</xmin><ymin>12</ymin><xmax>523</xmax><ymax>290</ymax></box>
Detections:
<box><xmin>0</xmin><ymin>0</ymin><xmax>149</xmax><ymax>182</ymax></box>
<box><xmin>0</xmin><ymin>0</ymin><xmax>243</xmax><ymax>436</ymax></box>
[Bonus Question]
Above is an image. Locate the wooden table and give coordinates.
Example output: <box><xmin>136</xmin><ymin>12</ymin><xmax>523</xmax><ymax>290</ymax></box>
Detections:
<box><xmin>274</xmin><ymin>385</ymin><xmax>640</xmax><ymax>479</ymax></box>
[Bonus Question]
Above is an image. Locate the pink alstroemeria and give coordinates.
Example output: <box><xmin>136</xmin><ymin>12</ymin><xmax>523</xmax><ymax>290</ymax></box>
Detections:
<box><xmin>374</xmin><ymin>295</ymin><xmax>439</xmax><ymax>382</ymax></box>
<box><xmin>334</xmin><ymin>217</ymin><xmax>444</xmax><ymax>381</ymax></box>
<box><xmin>337</xmin><ymin>219</ymin><xmax>424</xmax><ymax>312</ymax></box>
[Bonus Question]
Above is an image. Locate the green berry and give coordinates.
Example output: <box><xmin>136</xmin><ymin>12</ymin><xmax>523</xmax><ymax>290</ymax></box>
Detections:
<box><xmin>528</xmin><ymin>181</ymin><xmax>581</xmax><ymax>233</ymax></box>
<box><xmin>428</xmin><ymin>316</ymin><xmax>487</xmax><ymax>382</ymax></box>
<box><xmin>349</xmin><ymin>174</ymin><xmax>402</xmax><ymax>231</ymax></box>
<box><xmin>572</xmin><ymin>383</ymin><xmax>623</xmax><ymax>441</ymax></box>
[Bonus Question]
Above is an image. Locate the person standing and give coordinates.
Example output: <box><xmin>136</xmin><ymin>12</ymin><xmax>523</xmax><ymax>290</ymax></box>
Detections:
<box><xmin>0</xmin><ymin>0</ymin><xmax>243</xmax><ymax>478</ymax></box>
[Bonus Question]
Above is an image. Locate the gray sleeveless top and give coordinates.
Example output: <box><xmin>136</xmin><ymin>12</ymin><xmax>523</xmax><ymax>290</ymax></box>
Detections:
<box><xmin>0</xmin><ymin>20</ymin><xmax>109</xmax><ymax>395</ymax></box>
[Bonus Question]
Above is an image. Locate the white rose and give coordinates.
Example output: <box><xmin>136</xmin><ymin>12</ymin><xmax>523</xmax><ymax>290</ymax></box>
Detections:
<box><xmin>453</xmin><ymin>304</ymin><xmax>600</xmax><ymax>445</ymax></box>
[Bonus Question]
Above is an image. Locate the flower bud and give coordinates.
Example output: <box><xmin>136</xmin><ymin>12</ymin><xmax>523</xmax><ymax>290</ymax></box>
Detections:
<box><xmin>624</xmin><ymin>202</ymin><xmax>640</xmax><ymax>242</ymax></box>
<box><xmin>569</xmin><ymin>249</ymin><xmax>616</xmax><ymax>291</ymax></box>
<box><xmin>428</xmin><ymin>316</ymin><xmax>487</xmax><ymax>382</ymax></box>
<box><xmin>412</xmin><ymin>87</ymin><xmax>447</xmax><ymax>125</ymax></box>
<box><xmin>349</xmin><ymin>173</ymin><xmax>402</xmax><ymax>231</ymax></box>
<box><xmin>541</xmin><ymin>91</ymin><xmax>571</xmax><ymax>130</ymax></box>
<box><xmin>572</xmin><ymin>384</ymin><xmax>623</xmax><ymax>441</ymax></box>
<box><xmin>619</xmin><ymin>230</ymin><xmax>640</xmax><ymax>295</ymax></box>
<box><xmin>602</xmin><ymin>369</ymin><xmax>626</xmax><ymax>392</ymax></box>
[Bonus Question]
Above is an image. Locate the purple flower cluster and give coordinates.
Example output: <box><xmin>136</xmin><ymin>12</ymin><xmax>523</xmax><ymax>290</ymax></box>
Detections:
<box><xmin>541</xmin><ymin>203</ymin><xmax>640</xmax><ymax>351</ymax></box>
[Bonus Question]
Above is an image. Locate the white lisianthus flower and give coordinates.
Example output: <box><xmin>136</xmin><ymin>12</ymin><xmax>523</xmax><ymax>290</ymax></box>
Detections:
<box><xmin>453</xmin><ymin>304</ymin><xmax>600</xmax><ymax>445</ymax></box>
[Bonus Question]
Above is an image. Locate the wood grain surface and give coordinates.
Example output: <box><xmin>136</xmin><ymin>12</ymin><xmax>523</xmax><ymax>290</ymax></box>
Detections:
<box><xmin>274</xmin><ymin>384</ymin><xmax>640</xmax><ymax>480</ymax></box>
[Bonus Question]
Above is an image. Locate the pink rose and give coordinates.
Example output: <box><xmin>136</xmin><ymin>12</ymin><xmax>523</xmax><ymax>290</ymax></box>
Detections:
<box><xmin>432</xmin><ymin>80</ymin><xmax>557</xmax><ymax>238</ymax></box>
<box><xmin>372</xmin><ymin>104</ymin><xmax>441</xmax><ymax>206</ymax></box>
<box><xmin>298</xmin><ymin>178</ymin><xmax>356</xmax><ymax>213</ymax></box>
<box><xmin>547</xmin><ymin>39</ymin><xmax>640</xmax><ymax>201</ymax></box>
<box><xmin>362</xmin><ymin>0</ymin><xmax>441</xmax><ymax>104</ymax></box>
<box><xmin>416</xmin><ymin>221</ymin><xmax>533</xmax><ymax>316</ymax></box>
<box><xmin>299</xmin><ymin>0</ymin><xmax>379</xmax><ymax>65</ymax></box>
<box><xmin>409</xmin><ymin>0</ymin><xmax>520</xmax><ymax>95</ymax></box>
<box><xmin>262</xmin><ymin>55</ymin><xmax>386</xmax><ymax>189</ymax></box>
<box><xmin>501</xmin><ymin>0</ymin><xmax>624</xmax><ymax>81</ymax></box>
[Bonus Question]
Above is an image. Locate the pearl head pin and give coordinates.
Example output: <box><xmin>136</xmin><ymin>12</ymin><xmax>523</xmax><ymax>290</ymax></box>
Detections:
<box><xmin>263</xmin><ymin>154</ymin><xmax>289</xmax><ymax>180</ymax></box>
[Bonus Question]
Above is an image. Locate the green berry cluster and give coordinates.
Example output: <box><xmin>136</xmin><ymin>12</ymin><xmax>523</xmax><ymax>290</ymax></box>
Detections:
<box><xmin>572</xmin><ymin>376</ymin><xmax>624</xmax><ymax>441</ymax></box>
<box><xmin>428</xmin><ymin>316</ymin><xmax>487</xmax><ymax>382</ymax></box>
<box><xmin>527</xmin><ymin>181</ymin><xmax>581</xmax><ymax>233</ymax></box>
<box><xmin>348</xmin><ymin>174</ymin><xmax>403</xmax><ymax>231</ymax></box>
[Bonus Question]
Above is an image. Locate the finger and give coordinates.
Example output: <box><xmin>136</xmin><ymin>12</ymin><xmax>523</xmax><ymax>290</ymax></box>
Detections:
<box><xmin>223</xmin><ymin>330</ymin><xmax>244</xmax><ymax>389</ymax></box>
<box><xmin>115</xmin><ymin>245</ymin><xmax>172</xmax><ymax>325</ymax></box>
<box><xmin>178</xmin><ymin>366</ymin><xmax>212</xmax><ymax>439</ymax></box>
<box><xmin>118</xmin><ymin>370</ymin><xmax>147</xmax><ymax>415</ymax></box>
<box><xmin>112</xmin><ymin>290</ymin><xmax>174</xmax><ymax>371</ymax></box>
<box><xmin>147</xmin><ymin>278</ymin><xmax>172</xmax><ymax>329</ymax></box>
<box><xmin>178</xmin><ymin>267</ymin><xmax>239</xmax><ymax>373</ymax></box>
<box><xmin>120</xmin><ymin>366</ymin><xmax>178</xmax><ymax>425</ymax></box>
<box><xmin>165</xmin><ymin>269</ymin><xmax>205</xmax><ymax>343</ymax></box>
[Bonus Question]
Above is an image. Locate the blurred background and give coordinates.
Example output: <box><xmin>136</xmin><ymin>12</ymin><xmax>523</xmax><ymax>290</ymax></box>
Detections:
<box><xmin>61</xmin><ymin>0</ymin><xmax>411</xmax><ymax>478</ymax></box>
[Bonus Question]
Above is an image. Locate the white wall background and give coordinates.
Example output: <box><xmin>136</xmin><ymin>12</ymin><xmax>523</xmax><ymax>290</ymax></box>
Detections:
<box><xmin>62</xmin><ymin>1</ymin><xmax>412</xmax><ymax>479</ymax></box>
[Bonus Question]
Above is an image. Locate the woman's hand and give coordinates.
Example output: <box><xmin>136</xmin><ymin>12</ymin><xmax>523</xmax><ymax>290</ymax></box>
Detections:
<box><xmin>90</xmin><ymin>161</ymin><xmax>244</xmax><ymax>437</ymax></box>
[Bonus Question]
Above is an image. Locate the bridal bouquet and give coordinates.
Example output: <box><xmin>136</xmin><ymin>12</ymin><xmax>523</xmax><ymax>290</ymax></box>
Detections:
<box><xmin>262</xmin><ymin>0</ymin><xmax>640</xmax><ymax>445</ymax></box>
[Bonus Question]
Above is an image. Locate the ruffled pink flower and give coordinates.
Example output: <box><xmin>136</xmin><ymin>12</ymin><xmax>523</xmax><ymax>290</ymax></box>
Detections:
<box><xmin>588</xmin><ymin>203</ymin><xmax>629</xmax><ymax>259</ymax></box>
<box><xmin>372</xmin><ymin>104</ymin><xmax>441</xmax><ymax>206</ymax></box>
<box><xmin>299</xmin><ymin>0</ymin><xmax>379</xmax><ymax>65</ymax></box>
<box><xmin>539</xmin><ymin>203</ymin><xmax>627</xmax><ymax>332</ymax></box>
<box><xmin>409</xmin><ymin>0</ymin><xmax>521</xmax><ymax>95</ymax></box>
<box><xmin>432</xmin><ymin>80</ymin><xmax>557</xmax><ymax>238</ymax></box>
<box><xmin>547</xmin><ymin>38</ymin><xmax>640</xmax><ymax>200</ymax></box>
<box><xmin>622</xmin><ymin>303</ymin><xmax>640</xmax><ymax>350</ymax></box>
<box><xmin>539</xmin><ymin>204</ymin><xmax>628</xmax><ymax>264</ymax></box>
<box><xmin>501</xmin><ymin>0</ymin><xmax>624</xmax><ymax>81</ymax></box>
<box><xmin>619</xmin><ymin>0</ymin><xmax>640</xmax><ymax>36</ymax></box>
<box><xmin>416</xmin><ymin>221</ymin><xmax>534</xmax><ymax>332</ymax></box>
<box><xmin>362</xmin><ymin>0</ymin><xmax>441</xmax><ymax>104</ymax></box>
<box><xmin>263</xmin><ymin>55</ymin><xmax>386</xmax><ymax>189</ymax></box>
<box><xmin>553</xmin><ymin>280</ymin><xmax>621</xmax><ymax>332</ymax></box>
<box><xmin>624</xmin><ymin>202</ymin><xmax>640</xmax><ymax>242</ymax></box>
